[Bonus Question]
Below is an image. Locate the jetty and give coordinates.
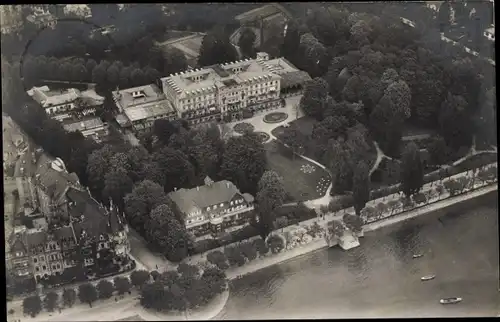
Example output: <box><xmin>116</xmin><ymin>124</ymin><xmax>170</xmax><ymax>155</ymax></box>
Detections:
<box><xmin>338</xmin><ymin>230</ymin><xmax>360</xmax><ymax>250</ymax></box>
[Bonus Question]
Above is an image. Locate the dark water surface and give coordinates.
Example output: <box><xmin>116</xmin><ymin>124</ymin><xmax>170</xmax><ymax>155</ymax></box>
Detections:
<box><xmin>217</xmin><ymin>192</ymin><xmax>499</xmax><ymax>319</ymax></box>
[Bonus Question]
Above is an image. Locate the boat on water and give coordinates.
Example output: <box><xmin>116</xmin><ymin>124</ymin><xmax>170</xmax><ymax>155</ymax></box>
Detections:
<box><xmin>412</xmin><ymin>254</ymin><xmax>423</xmax><ymax>258</ymax></box>
<box><xmin>420</xmin><ymin>275</ymin><xmax>436</xmax><ymax>281</ymax></box>
<box><xmin>440</xmin><ymin>297</ymin><xmax>462</xmax><ymax>304</ymax></box>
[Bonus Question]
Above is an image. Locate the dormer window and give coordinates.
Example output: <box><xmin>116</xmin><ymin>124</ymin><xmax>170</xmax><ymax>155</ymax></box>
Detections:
<box><xmin>132</xmin><ymin>91</ymin><xmax>145</xmax><ymax>99</ymax></box>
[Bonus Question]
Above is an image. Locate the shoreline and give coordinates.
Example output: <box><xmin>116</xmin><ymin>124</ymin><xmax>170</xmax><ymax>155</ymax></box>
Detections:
<box><xmin>224</xmin><ymin>184</ymin><xmax>498</xmax><ymax>281</ymax></box>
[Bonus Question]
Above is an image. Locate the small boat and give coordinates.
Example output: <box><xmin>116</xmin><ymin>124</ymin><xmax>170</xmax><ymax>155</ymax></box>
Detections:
<box><xmin>420</xmin><ymin>275</ymin><xmax>436</xmax><ymax>281</ymax></box>
<box><xmin>439</xmin><ymin>297</ymin><xmax>462</xmax><ymax>304</ymax></box>
<box><xmin>413</xmin><ymin>254</ymin><xmax>423</xmax><ymax>259</ymax></box>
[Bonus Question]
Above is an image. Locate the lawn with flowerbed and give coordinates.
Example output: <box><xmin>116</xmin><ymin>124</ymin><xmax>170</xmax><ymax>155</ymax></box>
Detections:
<box><xmin>254</xmin><ymin>131</ymin><xmax>270</xmax><ymax>143</ymax></box>
<box><xmin>264</xmin><ymin>140</ymin><xmax>331</xmax><ymax>202</ymax></box>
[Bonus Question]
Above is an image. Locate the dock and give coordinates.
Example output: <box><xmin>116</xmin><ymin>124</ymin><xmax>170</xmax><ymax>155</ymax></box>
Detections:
<box><xmin>338</xmin><ymin>230</ymin><xmax>360</xmax><ymax>250</ymax></box>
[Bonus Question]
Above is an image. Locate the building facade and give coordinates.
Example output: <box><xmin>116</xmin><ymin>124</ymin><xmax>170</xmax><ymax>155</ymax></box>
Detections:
<box><xmin>112</xmin><ymin>84</ymin><xmax>177</xmax><ymax>133</ymax></box>
<box><xmin>168</xmin><ymin>177</ymin><xmax>255</xmax><ymax>238</ymax></box>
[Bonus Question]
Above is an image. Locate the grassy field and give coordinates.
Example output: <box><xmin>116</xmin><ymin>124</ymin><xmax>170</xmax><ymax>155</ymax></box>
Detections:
<box><xmin>264</xmin><ymin>140</ymin><xmax>330</xmax><ymax>202</ymax></box>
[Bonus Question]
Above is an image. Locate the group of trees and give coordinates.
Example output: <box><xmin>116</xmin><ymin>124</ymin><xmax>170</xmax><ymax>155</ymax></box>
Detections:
<box><xmin>22</xmin><ymin>275</ymin><xmax>135</xmax><ymax>317</ymax></box>
<box><xmin>140</xmin><ymin>265</ymin><xmax>227</xmax><ymax>312</ymax></box>
<box><xmin>22</xmin><ymin>53</ymin><xmax>187</xmax><ymax>92</ymax></box>
<box><xmin>285</xmin><ymin>4</ymin><xmax>494</xmax><ymax>157</ymax></box>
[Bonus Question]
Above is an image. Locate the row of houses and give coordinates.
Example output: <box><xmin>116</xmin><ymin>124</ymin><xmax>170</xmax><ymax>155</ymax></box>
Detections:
<box><xmin>6</xmin><ymin>139</ymin><xmax>131</xmax><ymax>289</ymax></box>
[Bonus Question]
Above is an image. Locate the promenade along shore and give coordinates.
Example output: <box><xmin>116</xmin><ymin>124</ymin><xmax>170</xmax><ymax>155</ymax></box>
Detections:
<box><xmin>224</xmin><ymin>184</ymin><xmax>498</xmax><ymax>281</ymax></box>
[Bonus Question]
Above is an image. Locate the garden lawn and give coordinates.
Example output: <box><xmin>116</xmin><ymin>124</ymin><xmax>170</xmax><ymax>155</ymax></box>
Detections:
<box><xmin>264</xmin><ymin>141</ymin><xmax>331</xmax><ymax>202</ymax></box>
<box><xmin>271</xmin><ymin>116</ymin><xmax>317</xmax><ymax>160</ymax></box>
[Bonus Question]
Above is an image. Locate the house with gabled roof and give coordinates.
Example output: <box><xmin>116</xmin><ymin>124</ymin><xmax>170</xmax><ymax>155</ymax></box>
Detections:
<box><xmin>168</xmin><ymin>176</ymin><xmax>255</xmax><ymax>238</ymax></box>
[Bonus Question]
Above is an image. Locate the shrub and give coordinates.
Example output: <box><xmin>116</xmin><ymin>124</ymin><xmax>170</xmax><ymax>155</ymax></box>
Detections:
<box><xmin>240</xmin><ymin>241</ymin><xmax>258</xmax><ymax>261</ymax></box>
<box><xmin>443</xmin><ymin>179</ymin><xmax>461</xmax><ymax>196</ymax></box>
<box><xmin>177</xmin><ymin>263</ymin><xmax>200</xmax><ymax>278</ymax></box>
<box><xmin>327</xmin><ymin>220</ymin><xmax>344</xmax><ymax>238</ymax></box>
<box><xmin>413</xmin><ymin>192</ymin><xmax>427</xmax><ymax>205</ymax></box>
<box><xmin>193</xmin><ymin>238</ymin><xmax>221</xmax><ymax>254</ymax></box>
<box><xmin>252</xmin><ymin>238</ymin><xmax>269</xmax><ymax>256</ymax></box>
<box><xmin>23</xmin><ymin>295</ymin><xmax>42</xmax><ymax>317</ymax></box>
<box><xmin>386</xmin><ymin>200</ymin><xmax>401</xmax><ymax>214</ymax></box>
<box><xmin>342</xmin><ymin>214</ymin><xmax>363</xmax><ymax>233</ymax></box>
<box><xmin>401</xmin><ymin>197</ymin><xmax>414</xmax><ymax>209</ymax></box>
<box><xmin>267</xmin><ymin>235</ymin><xmax>285</xmax><ymax>254</ymax></box>
<box><xmin>375</xmin><ymin>202</ymin><xmax>389</xmax><ymax>216</ymax></box>
<box><xmin>224</xmin><ymin>246</ymin><xmax>246</xmax><ymax>267</ymax></box>
<box><xmin>361</xmin><ymin>205</ymin><xmax>375</xmax><ymax>219</ymax></box>
<box><xmin>150</xmin><ymin>270</ymin><xmax>161</xmax><ymax>281</ymax></box>
<box><xmin>307</xmin><ymin>221</ymin><xmax>323</xmax><ymax>238</ymax></box>
<box><xmin>274</xmin><ymin>216</ymin><xmax>289</xmax><ymax>229</ymax></box>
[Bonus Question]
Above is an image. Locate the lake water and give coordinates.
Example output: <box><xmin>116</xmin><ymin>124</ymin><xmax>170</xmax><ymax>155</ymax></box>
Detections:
<box><xmin>216</xmin><ymin>192</ymin><xmax>499</xmax><ymax>319</ymax></box>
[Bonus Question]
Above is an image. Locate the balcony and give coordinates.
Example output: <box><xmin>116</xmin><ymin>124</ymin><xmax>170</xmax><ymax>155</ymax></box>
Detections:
<box><xmin>181</xmin><ymin>106</ymin><xmax>221</xmax><ymax>120</ymax></box>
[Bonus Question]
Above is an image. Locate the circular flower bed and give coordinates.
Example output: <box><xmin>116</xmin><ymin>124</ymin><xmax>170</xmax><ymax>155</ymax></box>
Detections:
<box><xmin>233</xmin><ymin>122</ymin><xmax>255</xmax><ymax>134</ymax></box>
<box><xmin>254</xmin><ymin>131</ymin><xmax>270</xmax><ymax>143</ymax></box>
<box><xmin>263</xmin><ymin>112</ymin><xmax>288</xmax><ymax>124</ymax></box>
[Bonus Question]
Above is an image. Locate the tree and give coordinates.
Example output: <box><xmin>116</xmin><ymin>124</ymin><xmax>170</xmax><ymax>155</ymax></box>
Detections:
<box><xmin>153</xmin><ymin>119</ymin><xmax>177</xmax><ymax>145</ymax></box>
<box><xmin>140</xmin><ymin>281</ymin><xmax>166</xmax><ymax>311</ymax></box>
<box><xmin>163</xmin><ymin>47</ymin><xmax>188</xmax><ymax>75</ymax></box>
<box><xmin>198</xmin><ymin>27</ymin><xmax>238</xmax><ymax>67</ymax></box>
<box><xmin>177</xmin><ymin>263</ymin><xmax>200</xmax><ymax>279</ymax></box>
<box><xmin>252</xmin><ymin>238</ymin><xmax>269</xmax><ymax>256</ymax></box>
<box><xmin>146</xmin><ymin>204</ymin><xmax>191</xmax><ymax>261</ymax></box>
<box><xmin>78</xmin><ymin>283</ymin><xmax>98</xmax><ymax>307</ymax></box>
<box><xmin>281</xmin><ymin>20</ymin><xmax>301</xmax><ymax>65</ymax></box>
<box><xmin>256</xmin><ymin>170</ymin><xmax>287</xmax><ymax>238</ymax></box>
<box><xmin>219</xmin><ymin>132</ymin><xmax>267</xmax><ymax>195</ymax></box>
<box><xmin>87</xmin><ymin>144</ymin><xmax>117</xmax><ymax>199</ymax></box>
<box><xmin>428</xmin><ymin>135</ymin><xmax>452</xmax><ymax>165</ymax></box>
<box><xmin>97</xmin><ymin>280</ymin><xmax>115</xmax><ymax>299</ymax></box>
<box><xmin>325</xmin><ymin>137</ymin><xmax>353</xmax><ymax>193</ymax></box>
<box><xmin>381</xmin><ymin>68</ymin><xmax>399</xmax><ymax>85</ymax></box>
<box><xmin>103</xmin><ymin>167</ymin><xmax>134</xmax><ymax>210</ymax></box>
<box><xmin>130</xmin><ymin>270</ymin><xmax>151</xmax><ymax>289</ymax></box>
<box><xmin>124</xmin><ymin>180</ymin><xmax>169</xmax><ymax>233</ymax></box>
<box><xmin>130</xmin><ymin>68</ymin><xmax>146</xmax><ymax>86</ymax></box>
<box><xmin>352</xmin><ymin>161</ymin><xmax>370</xmax><ymax>216</ymax></box>
<box><xmin>240</xmin><ymin>241</ymin><xmax>258</xmax><ymax>261</ymax></box>
<box><xmin>113</xmin><ymin>276</ymin><xmax>132</xmax><ymax>295</ymax></box>
<box><xmin>106</xmin><ymin>64</ymin><xmax>120</xmax><ymax>86</ymax></box>
<box><xmin>474</xmin><ymin>87</ymin><xmax>497</xmax><ymax>146</ymax></box>
<box><xmin>299</xmin><ymin>78</ymin><xmax>329</xmax><ymax>120</ymax></box>
<box><xmin>207</xmin><ymin>250</ymin><xmax>229</xmax><ymax>270</ymax></box>
<box><xmin>152</xmin><ymin>147</ymin><xmax>195</xmax><ymax>193</ymax></box>
<box><xmin>62</xmin><ymin>288</ymin><xmax>77</xmax><ymax>308</ymax></box>
<box><xmin>343</xmin><ymin>213</ymin><xmax>363</xmax><ymax>233</ymax></box>
<box><xmin>439</xmin><ymin>92</ymin><xmax>472</xmax><ymax>150</ymax></box>
<box><xmin>91</xmin><ymin>63</ymin><xmax>107</xmax><ymax>84</ymax></box>
<box><xmin>282</xmin><ymin>124</ymin><xmax>305</xmax><ymax>159</ymax></box>
<box><xmin>43</xmin><ymin>291</ymin><xmax>59</xmax><ymax>312</ymax></box>
<box><xmin>238</xmin><ymin>27</ymin><xmax>256</xmax><ymax>58</ymax></box>
<box><xmin>23</xmin><ymin>295</ymin><xmax>42</xmax><ymax>317</ymax></box>
<box><xmin>401</xmin><ymin>142</ymin><xmax>424</xmax><ymax>197</ymax></box>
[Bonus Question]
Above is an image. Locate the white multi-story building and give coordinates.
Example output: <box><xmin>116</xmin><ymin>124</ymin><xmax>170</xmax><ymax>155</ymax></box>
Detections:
<box><xmin>168</xmin><ymin>176</ymin><xmax>255</xmax><ymax>238</ymax></box>
<box><xmin>114</xmin><ymin>52</ymin><xmax>311</xmax><ymax>129</ymax></box>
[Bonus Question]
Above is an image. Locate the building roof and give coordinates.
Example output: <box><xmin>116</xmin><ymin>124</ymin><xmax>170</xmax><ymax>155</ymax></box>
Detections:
<box><xmin>112</xmin><ymin>84</ymin><xmax>165</xmax><ymax>110</ymax></box>
<box><xmin>26</xmin><ymin>230</ymin><xmax>47</xmax><ymax>248</ymax></box>
<box><xmin>27</xmin><ymin>86</ymin><xmax>104</xmax><ymax>108</ymax></box>
<box><xmin>35</xmin><ymin>153</ymin><xmax>80</xmax><ymax>202</ymax></box>
<box><xmin>168</xmin><ymin>180</ymin><xmax>251</xmax><ymax>216</ymax></box>
<box><xmin>53</xmin><ymin>226</ymin><xmax>75</xmax><ymax>241</ymax></box>
<box><xmin>161</xmin><ymin>54</ymin><xmax>285</xmax><ymax>100</ymax></box>
<box><xmin>63</xmin><ymin>116</ymin><xmax>105</xmax><ymax>133</ymax></box>
<box><xmin>235</xmin><ymin>4</ymin><xmax>290</xmax><ymax>23</ymax></box>
<box><xmin>66</xmin><ymin>188</ymin><xmax>125</xmax><ymax>240</ymax></box>
<box><xmin>123</xmin><ymin>99</ymin><xmax>176</xmax><ymax>122</ymax></box>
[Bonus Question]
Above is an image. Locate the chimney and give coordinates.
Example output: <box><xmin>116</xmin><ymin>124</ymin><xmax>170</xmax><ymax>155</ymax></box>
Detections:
<box><xmin>196</xmin><ymin>186</ymin><xmax>199</xmax><ymax>191</ymax></box>
<box><xmin>226</xmin><ymin>182</ymin><xmax>230</xmax><ymax>189</ymax></box>
<box><xmin>174</xmin><ymin>187</ymin><xmax>177</xmax><ymax>191</ymax></box>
